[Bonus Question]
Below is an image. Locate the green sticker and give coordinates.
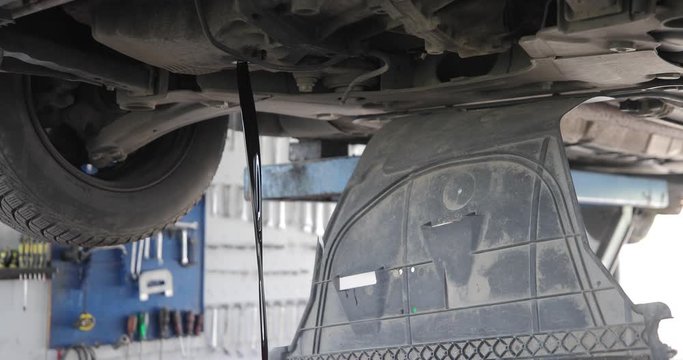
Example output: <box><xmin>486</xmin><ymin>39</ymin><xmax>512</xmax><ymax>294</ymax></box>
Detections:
<box><xmin>411</xmin><ymin>306</ymin><xmax>417</xmax><ymax>314</ymax></box>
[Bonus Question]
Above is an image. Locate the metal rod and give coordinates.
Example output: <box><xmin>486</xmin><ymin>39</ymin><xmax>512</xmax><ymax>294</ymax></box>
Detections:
<box><xmin>22</xmin><ymin>275</ymin><xmax>28</xmax><ymax>311</ymax></box>
<box><xmin>155</xmin><ymin>232</ymin><xmax>164</xmax><ymax>264</ymax></box>
<box><xmin>236</xmin><ymin>61</ymin><xmax>269</xmax><ymax>360</ymax></box>
<box><xmin>135</xmin><ymin>240</ymin><xmax>144</xmax><ymax>277</ymax></box>
<box><xmin>180</xmin><ymin>230</ymin><xmax>189</xmax><ymax>266</ymax></box>
<box><xmin>130</xmin><ymin>242</ymin><xmax>138</xmax><ymax>279</ymax></box>
<box><xmin>600</xmin><ymin>205</ymin><xmax>634</xmax><ymax>273</ymax></box>
<box><xmin>143</xmin><ymin>237</ymin><xmax>151</xmax><ymax>259</ymax></box>
<box><xmin>210</xmin><ymin>308</ymin><xmax>219</xmax><ymax>350</ymax></box>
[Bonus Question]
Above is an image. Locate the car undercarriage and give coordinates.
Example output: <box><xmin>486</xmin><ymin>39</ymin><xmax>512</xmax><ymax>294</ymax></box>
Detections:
<box><xmin>1</xmin><ymin>0</ymin><xmax>683</xmax><ymax>174</ymax></box>
<box><xmin>0</xmin><ymin>0</ymin><xmax>681</xmax><ymax>359</ymax></box>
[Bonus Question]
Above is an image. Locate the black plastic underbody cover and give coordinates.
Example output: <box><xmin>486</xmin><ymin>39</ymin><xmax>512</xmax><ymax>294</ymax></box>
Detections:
<box><xmin>279</xmin><ymin>99</ymin><xmax>674</xmax><ymax>359</ymax></box>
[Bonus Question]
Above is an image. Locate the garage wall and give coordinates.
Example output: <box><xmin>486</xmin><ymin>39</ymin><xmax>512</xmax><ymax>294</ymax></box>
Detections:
<box><xmin>0</xmin><ymin>224</ymin><xmax>49</xmax><ymax>360</ymax></box>
<box><xmin>203</xmin><ymin>128</ymin><xmax>331</xmax><ymax>356</ymax></box>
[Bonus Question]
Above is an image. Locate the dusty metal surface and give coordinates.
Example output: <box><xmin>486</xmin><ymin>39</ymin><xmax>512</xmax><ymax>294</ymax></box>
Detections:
<box><xmin>0</xmin><ymin>28</ymin><xmax>153</xmax><ymax>95</ymax></box>
<box><xmin>563</xmin><ymin>103</ymin><xmax>683</xmax><ymax>174</ymax></box>
<box><xmin>6</xmin><ymin>0</ymin><xmax>683</xmax><ymax>177</ymax></box>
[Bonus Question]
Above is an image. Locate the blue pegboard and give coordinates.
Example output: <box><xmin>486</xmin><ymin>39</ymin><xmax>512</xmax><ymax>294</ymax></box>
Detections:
<box><xmin>49</xmin><ymin>200</ymin><xmax>205</xmax><ymax>348</ymax></box>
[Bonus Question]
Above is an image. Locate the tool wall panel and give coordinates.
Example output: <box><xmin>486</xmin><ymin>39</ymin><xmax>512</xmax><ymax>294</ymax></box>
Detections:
<box><xmin>49</xmin><ymin>201</ymin><xmax>205</xmax><ymax>348</ymax></box>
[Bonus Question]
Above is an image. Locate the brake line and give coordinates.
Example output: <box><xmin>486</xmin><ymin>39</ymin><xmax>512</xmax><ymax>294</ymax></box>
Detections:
<box><xmin>236</xmin><ymin>62</ymin><xmax>269</xmax><ymax>360</ymax></box>
<box><xmin>339</xmin><ymin>51</ymin><xmax>391</xmax><ymax>104</ymax></box>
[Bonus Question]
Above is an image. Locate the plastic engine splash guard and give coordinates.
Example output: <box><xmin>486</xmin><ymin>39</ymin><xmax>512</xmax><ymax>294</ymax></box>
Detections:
<box><xmin>279</xmin><ymin>99</ymin><xmax>674</xmax><ymax>360</ymax></box>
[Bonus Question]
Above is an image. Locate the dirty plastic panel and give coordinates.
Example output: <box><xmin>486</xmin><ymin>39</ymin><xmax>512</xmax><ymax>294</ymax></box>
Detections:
<box><xmin>282</xmin><ymin>100</ymin><xmax>673</xmax><ymax>360</ymax></box>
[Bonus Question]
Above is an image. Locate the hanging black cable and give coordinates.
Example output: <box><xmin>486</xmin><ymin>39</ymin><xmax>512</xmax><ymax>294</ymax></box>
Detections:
<box><xmin>236</xmin><ymin>61</ymin><xmax>269</xmax><ymax>360</ymax></box>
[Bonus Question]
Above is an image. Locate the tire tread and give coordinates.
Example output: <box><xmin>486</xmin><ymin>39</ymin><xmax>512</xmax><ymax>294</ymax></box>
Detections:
<box><xmin>0</xmin><ymin>160</ymin><xmax>204</xmax><ymax>247</ymax></box>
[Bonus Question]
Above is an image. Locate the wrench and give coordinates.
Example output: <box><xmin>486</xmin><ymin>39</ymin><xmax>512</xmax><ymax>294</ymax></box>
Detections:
<box><xmin>143</xmin><ymin>237</ymin><xmax>151</xmax><ymax>259</ymax></box>
<box><xmin>155</xmin><ymin>231</ymin><xmax>164</xmax><ymax>265</ymax></box>
<box><xmin>180</xmin><ymin>230</ymin><xmax>189</xmax><ymax>266</ymax></box>
<box><xmin>210</xmin><ymin>307</ymin><xmax>219</xmax><ymax>350</ymax></box>
<box><xmin>168</xmin><ymin>222</ymin><xmax>198</xmax><ymax>266</ymax></box>
<box><xmin>136</xmin><ymin>239</ymin><xmax>144</xmax><ymax>277</ymax></box>
<box><xmin>130</xmin><ymin>241</ymin><xmax>138</xmax><ymax>279</ymax></box>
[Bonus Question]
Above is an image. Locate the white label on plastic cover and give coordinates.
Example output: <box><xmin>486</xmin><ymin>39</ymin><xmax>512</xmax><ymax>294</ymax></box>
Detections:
<box><xmin>338</xmin><ymin>271</ymin><xmax>377</xmax><ymax>291</ymax></box>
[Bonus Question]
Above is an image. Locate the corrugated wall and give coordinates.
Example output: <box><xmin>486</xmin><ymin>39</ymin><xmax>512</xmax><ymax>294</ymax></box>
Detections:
<box><xmin>203</xmin><ymin>126</ymin><xmax>334</xmax><ymax>356</ymax></box>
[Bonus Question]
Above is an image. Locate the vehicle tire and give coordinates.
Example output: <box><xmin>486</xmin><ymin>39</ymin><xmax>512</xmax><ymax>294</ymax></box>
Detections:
<box><xmin>626</xmin><ymin>208</ymin><xmax>657</xmax><ymax>244</ymax></box>
<box><xmin>0</xmin><ymin>74</ymin><xmax>227</xmax><ymax>246</ymax></box>
<box><xmin>581</xmin><ymin>205</ymin><xmax>656</xmax><ymax>245</ymax></box>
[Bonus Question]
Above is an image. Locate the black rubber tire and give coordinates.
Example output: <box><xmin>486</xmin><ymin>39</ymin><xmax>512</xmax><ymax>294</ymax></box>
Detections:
<box><xmin>625</xmin><ymin>208</ymin><xmax>657</xmax><ymax>244</ymax></box>
<box><xmin>0</xmin><ymin>74</ymin><xmax>227</xmax><ymax>246</ymax></box>
<box><xmin>581</xmin><ymin>205</ymin><xmax>657</xmax><ymax>245</ymax></box>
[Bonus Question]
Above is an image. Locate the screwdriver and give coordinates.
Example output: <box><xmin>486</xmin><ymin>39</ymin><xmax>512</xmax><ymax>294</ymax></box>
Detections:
<box><xmin>158</xmin><ymin>308</ymin><xmax>170</xmax><ymax>360</ymax></box>
<box><xmin>19</xmin><ymin>240</ymin><xmax>27</xmax><ymax>311</ymax></box>
<box><xmin>185</xmin><ymin>311</ymin><xmax>195</xmax><ymax>356</ymax></box>
<box><xmin>185</xmin><ymin>311</ymin><xmax>195</xmax><ymax>338</ymax></box>
<box><xmin>190</xmin><ymin>312</ymin><xmax>204</xmax><ymax>355</ymax></box>
<box><xmin>126</xmin><ymin>314</ymin><xmax>138</xmax><ymax>360</ymax></box>
<box><xmin>138</xmin><ymin>312</ymin><xmax>149</xmax><ymax>340</ymax></box>
<box><xmin>138</xmin><ymin>312</ymin><xmax>149</xmax><ymax>359</ymax></box>
<box><xmin>193</xmin><ymin>313</ymin><xmax>204</xmax><ymax>336</ymax></box>
<box><xmin>172</xmin><ymin>310</ymin><xmax>186</xmax><ymax>356</ymax></box>
<box><xmin>9</xmin><ymin>249</ymin><xmax>18</xmax><ymax>268</ymax></box>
